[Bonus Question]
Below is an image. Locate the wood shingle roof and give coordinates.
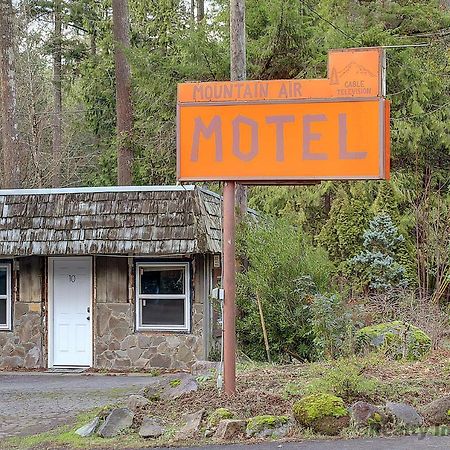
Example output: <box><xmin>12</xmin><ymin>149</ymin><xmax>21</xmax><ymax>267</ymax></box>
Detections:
<box><xmin>0</xmin><ymin>186</ymin><xmax>222</xmax><ymax>256</ymax></box>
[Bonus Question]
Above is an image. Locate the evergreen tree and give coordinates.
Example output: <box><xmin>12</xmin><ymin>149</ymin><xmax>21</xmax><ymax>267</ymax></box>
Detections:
<box><xmin>350</xmin><ymin>213</ymin><xmax>408</xmax><ymax>292</ymax></box>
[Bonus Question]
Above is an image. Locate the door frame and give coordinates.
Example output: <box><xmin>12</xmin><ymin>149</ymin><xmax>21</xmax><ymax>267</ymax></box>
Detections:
<box><xmin>48</xmin><ymin>256</ymin><xmax>93</xmax><ymax>368</ymax></box>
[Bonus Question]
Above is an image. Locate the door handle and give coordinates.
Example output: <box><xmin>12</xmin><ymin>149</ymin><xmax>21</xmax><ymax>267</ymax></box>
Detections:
<box><xmin>87</xmin><ymin>306</ymin><xmax>90</xmax><ymax>313</ymax></box>
<box><xmin>87</xmin><ymin>316</ymin><xmax>90</xmax><ymax>321</ymax></box>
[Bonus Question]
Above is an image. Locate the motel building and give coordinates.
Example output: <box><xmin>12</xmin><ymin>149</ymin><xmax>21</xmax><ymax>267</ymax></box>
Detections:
<box><xmin>0</xmin><ymin>185</ymin><xmax>222</xmax><ymax>371</ymax></box>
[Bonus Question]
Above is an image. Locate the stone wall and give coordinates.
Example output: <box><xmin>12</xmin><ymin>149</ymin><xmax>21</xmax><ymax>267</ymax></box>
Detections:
<box><xmin>93</xmin><ymin>255</ymin><xmax>209</xmax><ymax>370</ymax></box>
<box><xmin>94</xmin><ymin>303</ymin><xmax>204</xmax><ymax>370</ymax></box>
<box><xmin>0</xmin><ymin>257</ymin><xmax>44</xmax><ymax>369</ymax></box>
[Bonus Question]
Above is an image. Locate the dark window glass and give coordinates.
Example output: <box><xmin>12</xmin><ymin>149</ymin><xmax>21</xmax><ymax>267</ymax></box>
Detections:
<box><xmin>0</xmin><ymin>298</ymin><xmax>6</xmax><ymax>326</ymax></box>
<box><xmin>0</xmin><ymin>268</ymin><xmax>6</xmax><ymax>296</ymax></box>
<box><xmin>141</xmin><ymin>298</ymin><xmax>185</xmax><ymax>326</ymax></box>
<box><xmin>140</xmin><ymin>269</ymin><xmax>184</xmax><ymax>295</ymax></box>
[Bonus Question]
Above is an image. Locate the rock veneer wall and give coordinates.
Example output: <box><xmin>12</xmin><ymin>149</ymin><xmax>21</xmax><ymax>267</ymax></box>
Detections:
<box><xmin>0</xmin><ymin>257</ymin><xmax>44</xmax><ymax>369</ymax></box>
<box><xmin>95</xmin><ymin>303</ymin><xmax>204</xmax><ymax>370</ymax></box>
<box><xmin>94</xmin><ymin>256</ymin><xmax>208</xmax><ymax>370</ymax></box>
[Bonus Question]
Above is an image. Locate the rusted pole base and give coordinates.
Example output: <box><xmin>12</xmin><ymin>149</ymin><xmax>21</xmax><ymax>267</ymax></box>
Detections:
<box><xmin>223</xmin><ymin>181</ymin><xmax>236</xmax><ymax>395</ymax></box>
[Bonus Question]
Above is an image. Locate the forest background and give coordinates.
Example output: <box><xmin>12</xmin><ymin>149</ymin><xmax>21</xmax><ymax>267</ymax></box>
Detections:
<box><xmin>0</xmin><ymin>0</ymin><xmax>449</xmax><ymax>362</ymax></box>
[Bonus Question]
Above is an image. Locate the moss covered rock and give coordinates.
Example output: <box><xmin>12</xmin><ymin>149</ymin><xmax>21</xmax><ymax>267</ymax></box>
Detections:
<box><xmin>350</xmin><ymin>401</ymin><xmax>386</xmax><ymax>429</ymax></box>
<box><xmin>207</xmin><ymin>408</ymin><xmax>234</xmax><ymax>429</ymax></box>
<box><xmin>293</xmin><ymin>393</ymin><xmax>350</xmax><ymax>435</ymax></box>
<box><xmin>356</xmin><ymin>321</ymin><xmax>431</xmax><ymax>361</ymax></box>
<box><xmin>246</xmin><ymin>415</ymin><xmax>290</xmax><ymax>438</ymax></box>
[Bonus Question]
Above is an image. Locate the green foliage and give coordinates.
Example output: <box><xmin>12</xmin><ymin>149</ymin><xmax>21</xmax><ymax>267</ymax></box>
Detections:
<box><xmin>311</xmin><ymin>294</ymin><xmax>359</xmax><ymax>359</ymax></box>
<box><xmin>349</xmin><ymin>213</ymin><xmax>408</xmax><ymax>292</ymax></box>
<box><xmin>317</xmin><ymin>184</ymin><xmax>373</xmax><ymax>262</ymax></box>
<box><xmin>237</xmin><ymin>217</ymin><xmax>334</xmax><ymax>362</ymax></box>
<box><xmin>293</xmin><ymin>393</ymin><xmax>348</xmax><ymax>426</ymax></box>
<box><xmin>305</xmin><ymin>361</ymin><xmax>380</xmax><ymax>403</ymax></box>
<box><xmin>356</xmin><ymin>321</ymin><xmax>432</xmax><ymax>361</ymax></box>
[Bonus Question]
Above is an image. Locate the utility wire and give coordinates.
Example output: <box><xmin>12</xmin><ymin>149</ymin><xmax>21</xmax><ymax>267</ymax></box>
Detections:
<box><xmin>301</xmin><ymin>1</ymin><xmax>362</xmax><ymax>46</ymax></box>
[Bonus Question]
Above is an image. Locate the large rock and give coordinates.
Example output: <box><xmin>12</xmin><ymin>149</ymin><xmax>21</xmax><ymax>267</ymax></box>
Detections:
<box><xmin>143</xmin><ymin>374</ymin><xmax>198</xmax><ymax>401</ymax></box>
<box><xmin>356</xmin><ymin>321</ymin><xmax>431</xmax><ymax>361</ymax></box>
<box><xmin>350</xmin><ymin>401</ymin><xmax>386</xmax><ymax>428</ymax></box>
<box><xmin>174</xmin><ymin>409</ymin><xmax>205</xmax><ymax>441</ymax></box>
<box><xmin>207</xmin><ymin>408</ymin><xmax>234</xmax><ymax>429</ymax></box>
<box><xmin>127</xmin><ymin>394</ymin><xmax>149</xmax><ymax>411</ymax></box>
<box><xmin>75</xmin><ymin>417</ymin><xmax>99</xmax><ymax>437</ymax></box>
<box><xmin>293</xmin><ymin>393</ymin><xmax>350</xmax><ymax>436</ymax></box>
<box><xmin>163</xmin><ymin>375</ymin><xmax>198</xmax><ymax>400</ymax></box>
<box><xmin>139</xmin><ymin>417</ymin><xmax>164</xmax><ymax>438</ymax></box>
<box><xmin>98</xmin><ymin>408</ymin><xmax>134</xmax><ymax>438</ymax></box>
<box><xmin>385</xmin><ymin>402</ymin><xmax>424</xmax><ymax>426</ymax></box>
<box><xmin>246</xmin><ymin>415</ymin><xmax>291</xmax><ymax>438</ymax></box>
<box><xmin>214</xmin><ymin>419</ymin><xmax>246</xmax><ymax>440</ymax></box>
<box><xmin>421</xmin><ymin>395</ymin><xmax>450</xmax><ymax>426</ymax></box>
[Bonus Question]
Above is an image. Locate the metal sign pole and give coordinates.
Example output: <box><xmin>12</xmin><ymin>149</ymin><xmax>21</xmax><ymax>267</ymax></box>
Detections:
<box><xmin>223</xmin><ymin>180</ymin><xmax>236</xmax><ymax>395</ymax></box>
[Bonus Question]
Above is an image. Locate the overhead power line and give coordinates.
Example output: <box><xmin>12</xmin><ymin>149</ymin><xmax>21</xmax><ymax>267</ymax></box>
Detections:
<box><xmin>301</xmin><ymin>1</ymin><xmax>362</xmax><ymax>46</ymax></box>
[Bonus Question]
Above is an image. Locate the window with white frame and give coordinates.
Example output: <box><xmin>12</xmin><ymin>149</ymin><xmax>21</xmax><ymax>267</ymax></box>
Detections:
<box><xmin>0</xmin><ymin>264</ymin><xmax>11</xmax><ymax>330</ymax></box>
<box><xmin>136</xmin><ymin>262</ymin><xmax>190</xmax><ymax>331</ymax></box>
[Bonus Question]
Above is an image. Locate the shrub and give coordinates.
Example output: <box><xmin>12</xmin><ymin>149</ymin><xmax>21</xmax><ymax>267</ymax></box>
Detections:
<box><xmin>311</xmin><ymin>294</ymin><xmax>360</xmax><ymax>359</ymax></box>
<box><xmin>237</xmin><ymin>218</ymin><xmax>334</xmax><ymax>362</ymax></box>
<box><xmin>305</xmin><ymin>360</ymin><xmax>380</xmax><ymax>403</ymax></box>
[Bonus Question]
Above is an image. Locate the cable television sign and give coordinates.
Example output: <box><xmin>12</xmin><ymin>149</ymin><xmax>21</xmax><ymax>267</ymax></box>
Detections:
<box><xmin>177</xmin><ymin>47</ymin><xmax>390</xmax><ymax>182</ymax></box>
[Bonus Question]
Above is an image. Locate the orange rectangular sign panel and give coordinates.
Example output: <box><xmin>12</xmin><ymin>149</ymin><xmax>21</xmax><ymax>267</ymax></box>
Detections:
<box><xmin>177</xmin><ymin>48</ymin><xmax>389</xmax><ymax>182</ymax></box>
<box><xmin>178</xmin><ymin>99</ymin><xmax>388</xmax><ymax>181</ymax></box>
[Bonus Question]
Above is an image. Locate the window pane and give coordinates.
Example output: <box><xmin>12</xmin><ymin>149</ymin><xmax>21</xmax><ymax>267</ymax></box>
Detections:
<box><xmin>141</xmin><ymin>298</ymin><xmax>185</xmax><ymax>326</ymax></box>
<box><xmin>0</xmin><ymin>298</ymin><xmax>6</xmax><ymax>326</ymax></box>
<box><xmin>0</xmin><ymin>269</ymin><xmax>6</xmax><ymax>296</ymax></box>
<box><xmin>140</xmin><ymin>268</ymin><xmax>185</xmax><ymax>295</ymax></box>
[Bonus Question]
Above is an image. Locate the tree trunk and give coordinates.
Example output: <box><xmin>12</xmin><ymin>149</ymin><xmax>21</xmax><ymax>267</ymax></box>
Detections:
<box><xmin>230</xmin><ymin>0</ymin><xmax>247</xmax><ymax>218</ymax></box>
<box><xmin>190</xmin><ymin>0</ymin><xmax>195</xmax><ymax>21</ymax></box>
<box><xmin>197</xmin><ymin>0</ymin><xmax>204</xmax><ymax>22</ymax></box>
<box><xmin>0</xmin><ymin>0</ymin><xmax>21</xmax><ymax>188</ymax></box>
<box><xmin>112</xmin><ymin>0</ymin><xmax>133</xmax><ymax>186</ymax></box>
<box><xmin>52</xmin><ymin>0</ymin><xmax>62</xmax><ymax>187</ymax></box>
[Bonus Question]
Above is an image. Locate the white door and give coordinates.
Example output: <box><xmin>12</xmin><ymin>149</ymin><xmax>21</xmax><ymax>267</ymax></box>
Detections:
<box><xmin>52</xmin><ymin>257</ymin><xmax>92</xmax><ymax>366</ymax></box>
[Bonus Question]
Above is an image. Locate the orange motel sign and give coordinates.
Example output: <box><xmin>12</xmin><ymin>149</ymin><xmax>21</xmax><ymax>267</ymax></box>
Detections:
<box><xmin>177</xmin><ymin>47</ymin><xmax>390</xmax><ymax>182</ymax></box>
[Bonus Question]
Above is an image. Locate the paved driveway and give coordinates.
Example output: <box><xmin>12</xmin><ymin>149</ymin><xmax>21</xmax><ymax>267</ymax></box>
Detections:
<box><xmin>0</xmin><ymin>372</ymin><xmax>153</xmax><ymax>439</ymax></box>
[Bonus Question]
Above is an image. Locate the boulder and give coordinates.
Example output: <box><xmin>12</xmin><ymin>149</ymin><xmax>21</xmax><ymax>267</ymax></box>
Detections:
<box><xmin>163</xmin><ymin>375</ymin><xmax>198</xmax><ymax>400</ymax></box>
<box><xmin>356</xmin><ymin>321</ymin><xmax>431</xmax><ymax>361</ymax></box>
<box><xmin>97</xmin><ymin>408</ymin><xmax>134</xmax><ymax>438</ymax></box>
<box><xmin>139</xmin><ymin>417</ymin><xmax>164</xmax><ymax>438</ymax></box>
<box><xmin>313</xmin><ymin>415</ymin><xmax>351</xmax><ymax>435</ymax></box>
<box><xmin>350</xmin><ymin>401</ymin><xmax>386</xmax><ymax>428</ymax></box>
<box><xmin>421</xmin><ymin>395</ymin><xmax>450</xmax><ymax>426</ymax></box>
<box><xmin>385</xmin><ymin>402</ymin><xmax>424</xmax><ymax>426</ymax></box>
<box><xmin>207</xmin><ymin>408</ymin><xmax>234</xmax><ymax>429</ymax></box>
<box><xmin>174</xmin><ymin>409</ymin><xmax>205</xmax><ymax>441</ymax></box>
<box><xmin>246</xmin><ymin>415</ymin><xmax>291</xmax><ymax>438</ymax></box>
<box><xmin>127</xmin><ymin>394</ymin><xmax>149</xmax><ymax>411</ymax></box>
<box><xmin>142</xmin><ymin>374</ymin><xmax>198</xmax><ymax>401</ymax></box>
<box><xmin>214</xmin><ymin>419</ymin><xmax>247</xmax><ymax>440</ymax></box>
<box><xmin>75</xmin><ymin>417</ymin><xmax>99</xmax><ymax>437</ymax></box>
<box><xmin>293</xmin><ymin>393</ymin><xmax>350</xmax><ymax>436</ymax></box>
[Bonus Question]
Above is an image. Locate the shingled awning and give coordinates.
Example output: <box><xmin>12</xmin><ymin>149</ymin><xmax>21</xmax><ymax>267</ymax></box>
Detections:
<box><xmin>0</xmin><ymin>186</ymin><xmax>222</xmax><ymax>256</ymax></box>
